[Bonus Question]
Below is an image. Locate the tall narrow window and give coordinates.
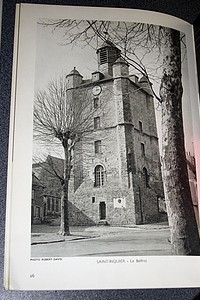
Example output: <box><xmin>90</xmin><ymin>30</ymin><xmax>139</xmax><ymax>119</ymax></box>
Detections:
<box><xmin>94</xmin><ymin>140</ymin><xmax>101</xmax><ymax>154</ymax></box>
<box><xmin>143</xmin><ymin>167</ymin><xmax>149</xmax><ymax>187</ymax></box>
<box><xmin>139</xmin><ymin>121</ymin><xmax>143</xmax><ymax>133</ymax></box>
<box><xmin>141</xmin><ymin>143</ymin><xmax>145</xmax><ymax>156</ymax></box>
<box><xmin>94</xmin><ymin>117</ymin><xmax>100</xmax><ymax>129</ymax></box>
<box><xmin>94</xmin><ymin>165</ymin><xmax>105</xmax><ymax>187</ymax></box>
<box><xmin>47</xmin><ymin>197</ymin><xmax>51</xmax><ymax>210</ymax></box>
<box><xmin>100</xmin><ymin>48</ymin><xmax>108</xmax><ymax>64</ymax></box>
<box><xmin>56</xmin><ymin>200</ymin><xmax>59</xmax><ymax>212</ymax></box>
<box><xmin>36</xmin><ymin>207</ymin><xmax>40</xmax><ymax>218</ymax></box>
<box><xmin>94</xmin><ymin>97</ymin><xmax>100</xmax><ymax>108</ymax></box>
<box><xmin>52</xmin><ymin>199</ymin><xmax>54</xmax><ymax>212</ymax></box>
<box><xmin>146</xmin><ymin>95</ymin><xmax>151</xmax><ymax>109</ymax></box>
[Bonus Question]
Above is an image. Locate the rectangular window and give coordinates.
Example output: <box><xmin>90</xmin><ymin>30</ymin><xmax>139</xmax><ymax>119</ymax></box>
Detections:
<box><xmin>94</xmin><ymin>97</ymin><xmax>99</xmax><ymax>108</ymax></box>
<box><xmin>141</xmin><ymin>143</ymin><xmax>145</xmax><ymax>156</ymax></box>
<box><xmin>94</xmin><ymin>117</ymin><xmax>100</xmax><ymax>129</ymax></box>
<box><xmin>31</xmin><ymin>205</ymin><xmax>35</xmax><ymax>217</ymax></box>
<box><xmin>36</xmin><ymin>206</ymin><xmax>40</xmax><ymax>218</ymax></box>
<box><xmin>47</xmin><ymin>197</ymin><xmax>51</xmax><ymax>210</ymax></box>
<box><xmin>146</xmin><ymin>95</ymin><xmax>151</xmax><ymax>109</ymax></box>
<box><xmin>95</xmin><ymin>140</ymin><xmax>101</xmax><ymax>154</ymax></box>
<box><xmin>139</xmin><ymin>121</ymin><xmax>143</xmax><ymax>133</ymax></box>
<box><xmin>52</xmin><ymin>199</ymin><xmax>55</xmax><ymax>212</ymax></box>
<box><xmin>56</xmin><ymin>200</ymin><xmax>59</xmax><ymax>212</ymax></box>
<box><xmin>92</xmin><ymin>197</ymin><xmax>95</xmax><ymax>203</ymax></box>
<box><xmin>32</xmin><ymin>189</ymin><xmax>35</xmax><ymax>199</ymax></box>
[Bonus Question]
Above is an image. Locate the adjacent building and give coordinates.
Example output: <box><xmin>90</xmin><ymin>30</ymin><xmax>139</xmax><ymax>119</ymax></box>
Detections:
<box><xmin>31</xmin><ymin>172</ymin><xmax>44</xmax><ymax>224</ymax></box>
<box><xmin>32</xmin><ymin>156</ymin><xmax>63</xmax><ymax>224</ymax></box>
<box><xmin>186</xmin><ymin>152</ymin><xmax>199</xmax><ymax>226</ymax></box>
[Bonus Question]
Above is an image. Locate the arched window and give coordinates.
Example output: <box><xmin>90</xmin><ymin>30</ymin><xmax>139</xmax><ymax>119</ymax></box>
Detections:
<box><xmin>143</xmin><ymin>167</ymin><xmax>149</xmax><ymax>187</ymax></box>
<box><xmin>94</xmin><ymin>165</ymin><xmax>105</xmax><ymax>187</ymax></box>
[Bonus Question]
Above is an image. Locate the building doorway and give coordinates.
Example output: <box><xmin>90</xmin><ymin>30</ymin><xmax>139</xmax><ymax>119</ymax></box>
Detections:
<box><xmin>99</xmin><ymin>202</ymin><xmax>106</xmax><ymax>220</ymax></box>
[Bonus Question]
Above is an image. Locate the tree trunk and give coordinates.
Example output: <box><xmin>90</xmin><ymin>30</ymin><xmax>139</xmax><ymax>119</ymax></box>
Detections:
<box><xmin>58</xmin><ymin>145</ymin><xmax>70</xmax><ymax>236</ymax></box>
<box><xmin>160</xmin><ymin>28</ymin><xmax>200</xmax><ymax>255</ymax></box>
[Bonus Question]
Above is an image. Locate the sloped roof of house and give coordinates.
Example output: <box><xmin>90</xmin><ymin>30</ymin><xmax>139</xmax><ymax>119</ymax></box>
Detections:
<box><xmin>32</xmin><ymin>155</ymin><xmax>64</xmax><ymax>179</ymax></box>
<box><xmin>32</xmin><ymin>172</ymin><xmax>45</xmax><ymax>188</ymax></box>
<box><xmin>32</xmin><ymin>155</ymin><xmax>64</xmax><ymax>197</ymax></box>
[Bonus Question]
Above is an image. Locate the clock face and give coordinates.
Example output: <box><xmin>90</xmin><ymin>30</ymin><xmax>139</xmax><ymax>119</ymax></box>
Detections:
<box><xmin>92</xmin><ymin>85</ymin><xmax>102</xmax><ymax>96</ymax></box>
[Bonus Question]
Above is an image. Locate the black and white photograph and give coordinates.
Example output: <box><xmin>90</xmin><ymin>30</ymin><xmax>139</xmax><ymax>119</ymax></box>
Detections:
<box><xmin>31</xmin><ymin>16</ymin><xmax>199</xmax><ymax>257</ymax></box>
<box><xmin>4</xmin><ymin>4</ymin><xmax>200</xmax><ymax>290</ymax></box>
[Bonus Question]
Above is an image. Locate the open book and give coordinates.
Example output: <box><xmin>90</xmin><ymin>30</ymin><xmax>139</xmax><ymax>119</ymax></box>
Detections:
<box><xmin>4</xmin><ymin>3</ymin><xmax>200</xmax><ymax>290</ymax></box>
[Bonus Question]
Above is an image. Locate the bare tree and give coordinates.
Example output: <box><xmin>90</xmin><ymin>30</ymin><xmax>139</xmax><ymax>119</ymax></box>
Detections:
<box><xmin>34</xmin><ymin>76</ymin><xmax>97</xmax><ymax>235</ymax></box>
<box><xmin>38</xmin><ymin>19</ymin><xmax>200</xmax><ymax>254</ymax></box>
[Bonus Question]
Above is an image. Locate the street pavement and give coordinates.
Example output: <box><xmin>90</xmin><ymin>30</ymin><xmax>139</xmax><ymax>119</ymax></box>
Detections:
<box><xmin>31</xmin><ymin>223</ymin><xmax>172</xmax><ymax>257</ymax></box>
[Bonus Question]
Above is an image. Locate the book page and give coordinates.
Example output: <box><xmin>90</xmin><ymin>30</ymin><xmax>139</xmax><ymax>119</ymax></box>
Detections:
<box><xmin>5</xmin><ymin>3</ymin><xmax>200</xmax><ymax>290</ymax></box>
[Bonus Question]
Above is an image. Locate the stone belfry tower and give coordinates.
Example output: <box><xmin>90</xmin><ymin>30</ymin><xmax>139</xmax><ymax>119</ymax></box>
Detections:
<box><xmin>68</xmin><ymin>40</ymin><xmax>165</xmax><ymax>226</ymax></box>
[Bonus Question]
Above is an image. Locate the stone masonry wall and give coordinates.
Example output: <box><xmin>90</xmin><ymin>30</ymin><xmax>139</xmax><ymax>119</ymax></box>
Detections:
<box><xmin>68</xmin><ymin>71</ymin><xmax>165</xmax><ymax>225</ymax></box>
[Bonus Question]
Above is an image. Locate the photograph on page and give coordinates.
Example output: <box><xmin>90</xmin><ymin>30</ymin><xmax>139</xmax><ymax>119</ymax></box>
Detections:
<box><xmin>31</xmin><ymin>17</ymin><xmax>199</xmax><ymax>258</ymax></box>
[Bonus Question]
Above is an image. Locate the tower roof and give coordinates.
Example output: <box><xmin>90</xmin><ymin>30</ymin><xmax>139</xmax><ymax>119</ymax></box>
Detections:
<box><xmin>97</xmin><ymin>39</ymin><xmax>120</xmax><ymax>50</ymax></box>
<box><xmin>138</xmin><ymin>76</ymin><xmax>153</xmax><ymax>96</ymax></box>
<box><xmin>113</xmin><ymin>57</ymin><xmax>129</xmax><ymax>66</ymax></box>
<box><xmin>66</xmin><ymin>67</ymin><xmax>83</xmax><ymax>77</ymax></box>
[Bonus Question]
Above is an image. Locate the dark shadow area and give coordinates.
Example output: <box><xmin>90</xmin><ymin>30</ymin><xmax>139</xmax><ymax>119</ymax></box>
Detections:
<box><xmin>193</xmin><ymin>292</ymin><xmax>200</xmax><ymax>300</ymax></box>
<box><xmin>69</xmin><ymin>201</ymin><xmax>96</xmax><ymax>226</ymax></box>
<box><xmin>194</xmin><ymin>14</ymin><xmax>200</xmax><ymax>93</ymax></box>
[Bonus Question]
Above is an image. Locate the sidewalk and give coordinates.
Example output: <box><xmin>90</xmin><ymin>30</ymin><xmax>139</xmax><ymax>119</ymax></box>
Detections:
<box><xmin>31</xmin><ymin>222</ymin><xmax>169</xmax><ymax>245</ymax></box>
<box><xmin>121</xmin><ymin>222</ymin><xmax>169</xmax><ymax>230</ymax></box>
<box><xmin>31</xmin><ymin>229</ymin><xmax>100</xmax><ymax>245</ymax></box>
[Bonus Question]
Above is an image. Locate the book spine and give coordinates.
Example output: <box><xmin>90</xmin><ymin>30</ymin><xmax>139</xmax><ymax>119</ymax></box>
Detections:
<box><xmin>4</xmin><ymin>3</ymin><xmax>21</xmax><ymax>290</ymax></box>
